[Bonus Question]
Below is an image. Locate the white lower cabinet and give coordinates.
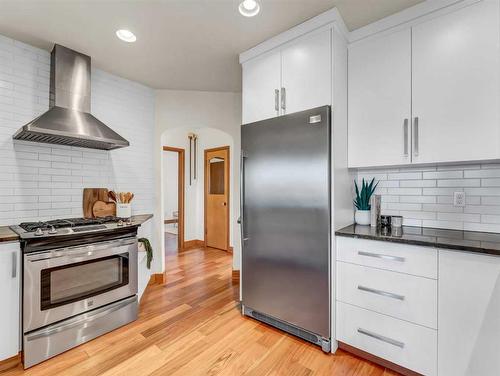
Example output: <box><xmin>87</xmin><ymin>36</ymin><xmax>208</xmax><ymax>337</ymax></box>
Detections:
<box><xmin>337</xmin><ymin>262</ymin><xmax>437</xmax><ymax>329</ymax></box>
<box><xmin>337</xmin><ymin>302</ymin><xmax>437</xmax><ymax>376</ymax></box>
<box><xmin>0</xmin><ymin>242</ymin><xmax>21</xmax><ymax>361</ymax></box>
<box><xmin>438</xmin><ymin>250</ymin><xmax>500</xmax><ymax>376</ymax></box>
<box><xmin>336</xmin><ymin>237</ymin><xmax>500</xmax><ymax>375</ymax></box>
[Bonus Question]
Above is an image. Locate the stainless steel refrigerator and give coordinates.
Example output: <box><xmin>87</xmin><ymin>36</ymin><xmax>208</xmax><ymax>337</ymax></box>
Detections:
<box><xmin>241</xmin><ymin>105</ymin><xmax>331</xmax><ymax>352</ymax></box>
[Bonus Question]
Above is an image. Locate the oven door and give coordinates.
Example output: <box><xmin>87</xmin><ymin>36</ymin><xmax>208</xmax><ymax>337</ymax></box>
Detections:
<box><xmin>24</xmin><ymin>237</ymin><xmax>137</xmax><ymax>332</ymax></box>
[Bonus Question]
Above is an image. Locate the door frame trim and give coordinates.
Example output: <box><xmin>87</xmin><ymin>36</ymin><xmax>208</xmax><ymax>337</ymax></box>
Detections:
<box><xmin>204</xmin><ymin>146</ymin><xmax>230</xmax><ymax>251</ymax></box>
<box><xmin>163</xmin><ymin>146</ymin><xmax>185</xmax><ymax>252</ymax></box>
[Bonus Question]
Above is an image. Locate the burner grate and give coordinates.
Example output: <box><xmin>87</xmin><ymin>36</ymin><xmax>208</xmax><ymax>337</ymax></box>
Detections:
<box><xmin>19</xmin><ymin>217</ymin><xmax>117</xmax><ymax>232</ymax></box>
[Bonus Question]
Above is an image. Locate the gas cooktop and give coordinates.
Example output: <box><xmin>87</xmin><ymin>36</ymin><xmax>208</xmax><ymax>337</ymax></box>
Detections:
<box><xmin>18</xmin><ymin>217</ymin><xmax>117</xmax><ymax>232</ymax></box>
<box><xmin>11</xmin><ymin>216</ymin><xmax>135</xmax><ymax>240</ymax></box>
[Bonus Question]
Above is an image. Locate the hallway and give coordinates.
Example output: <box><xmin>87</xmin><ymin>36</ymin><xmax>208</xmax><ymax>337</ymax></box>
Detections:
<box><xmin>4</xmin><ymin>246</ymin><xmax>399</xmax><ymax>375</ymax></box>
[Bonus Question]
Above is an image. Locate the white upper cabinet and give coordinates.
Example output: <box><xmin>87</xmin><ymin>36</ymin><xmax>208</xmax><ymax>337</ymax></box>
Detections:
<box><xmin>242</xmin><ymin>50</ymin><xmax>281</xmax><ymax>124</ymax></box>
<box><xmin>0</xmin><ymin>242</ymin><xmax>21</xmax><ymax>361</ymax></box>
<box><xmin>281</xmin><ymin>29</ymin><xmax>332</xmax><ymax>115</ymax></box>
<box><xmin>412</xmin><ymin>0</ymin><xmax>500</xmax><ymax>164</ymax></box>
<box><xmin>241</xmin><ymin>28</ymin><xmax>332</xmax><ymax>124</ymax></box>
<box><xmin>348</xmin><ymin>0</ymin><xmax>500</xmax><ymax>168</ymax></box>
<box><xmin>348</xmin><ymin>29</ymin><xmax>412</xmax><ymax>168</ymax></box>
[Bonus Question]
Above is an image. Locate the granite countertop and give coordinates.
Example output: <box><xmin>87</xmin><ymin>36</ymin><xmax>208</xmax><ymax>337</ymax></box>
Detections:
<box><xmin>336</xmin><ymin>224</ymin><xmax>500</xmax><ymax>257</ymax></box>
<box><xmin>130</xmin><ymin>213</ymin><xmax>154</xmax><ymax>226</ymax></box>
<box><xmin>0</xmin><ymin>226</ymin><xmax>20</xmax><ymax>242</ymax></box>
<box><xmin>0</xmin><ymin>213</ymin><xmax>153</xmax><ymax>244</ymax></box>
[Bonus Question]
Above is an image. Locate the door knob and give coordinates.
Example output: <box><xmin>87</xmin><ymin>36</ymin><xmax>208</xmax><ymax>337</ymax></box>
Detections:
<box><xmin>223</xmin><ymin>202</ymin><xmax>227</xmax><ymax>206</ymax></box>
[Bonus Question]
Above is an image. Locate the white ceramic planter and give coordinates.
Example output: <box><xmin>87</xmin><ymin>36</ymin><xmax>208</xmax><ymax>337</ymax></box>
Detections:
<box><xmin>355</xmin><ymin>209</ymin><xmax>371</xmax><ymax>225</ymax></box>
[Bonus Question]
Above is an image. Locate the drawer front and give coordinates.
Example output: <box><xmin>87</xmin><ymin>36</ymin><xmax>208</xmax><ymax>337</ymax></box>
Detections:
<box><xmin>336</xmin><ymin>237</ymin><xmax>437</xmax><ymax>279</ymax></box>
<box><xmin>336</xmin><ymin>302</ymin><xmax>437</xmax><ymax>376</ymax></box>
<box><xmin>337</xmin><ymin>261</ymin><xmax>437</xmax><ymax>328</ymax></box>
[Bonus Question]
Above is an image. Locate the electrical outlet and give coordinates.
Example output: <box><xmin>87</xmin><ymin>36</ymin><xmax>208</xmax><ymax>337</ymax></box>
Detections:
<box><xmin>454</xmin><ymin>191</ymin><xmax>466</xmax><ymax>207</ymax></box>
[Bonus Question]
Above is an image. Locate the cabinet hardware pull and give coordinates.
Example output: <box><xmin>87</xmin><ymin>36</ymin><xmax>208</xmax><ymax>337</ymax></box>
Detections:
<box><xmin>357</xmin><ymin>328</ymin><xmax>405</xmax><ymax>348</ymax></box>
<box><xmin>280</xmin><ymin>87</ymin><xmax>286</xmax><ymax>112</ymax></box>
<box><xmin>12</xmin><ymin>251</ymin><xmax>17</xmax><ymax>278</ymax></box>
<box><xmin>358</xmin><ymin>285</ymin><xmax>405</xmax><ymax>301</ymax></box>
<box><xmin>358</xmin><ymin>251</ymin><xmax>405</xmax><ymax>262</ymax></box>
<box><xmin>413</xmin><ymin>116</ymin><xmax>419</xmax><ymax>157</ymax></box>
<box><xmin>274</xmin><ymin>89</ymin><xmax>279</xmax><ymax>113</ymax></box>
<box><xmin>403</xmin><ymin>118</ymin><xmax>409</xmax><ymax>157</ymax></box>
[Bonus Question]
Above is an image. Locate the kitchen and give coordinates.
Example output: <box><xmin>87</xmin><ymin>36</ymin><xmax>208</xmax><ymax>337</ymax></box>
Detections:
<box><xmin>0</xmin><ymin>0</ymin><xmax>499</xmax><ymax>375</ymax></box>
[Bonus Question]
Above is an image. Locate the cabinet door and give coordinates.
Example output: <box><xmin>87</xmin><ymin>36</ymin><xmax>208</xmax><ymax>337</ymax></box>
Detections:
<box><xmin>281</xmin><ymin>28</ymin><xmax>331</xmax><ymax>115</ymax></box>
<box><xmin>242</xmin><ymin>50</ymin><xmax>281</xmax><ymax>124</ymax></box>
<box><xmin>412</xmin><ymin>0</ymin><xmax>500</xmax><ymax>164</ymax></box>
<box><xmin>439</xmin><ymin>250</ymin><xmax>500</xmax><ymax>376</ymax></box>
<box><xmin>0</xmin><ymin>242</ymin><xmax>20</xmax><ymax>361</ymax></box>
<box><xmin>348</xmin><ymin>29</ymin><xmax>412</xmax><ymax>168</ymax></box>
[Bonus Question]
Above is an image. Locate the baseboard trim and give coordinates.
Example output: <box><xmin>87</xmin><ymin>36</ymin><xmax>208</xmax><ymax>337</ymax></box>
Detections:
<box><xmin>0</xmin><ymin>352</ymin><xmax>22</xmax><ymax>372</ymax></box>
<box><xmin>149</xmin><ymin>272</ymin><xmax>166</xmax><ymax>285</ymax></box>
<box><xmin>338</xmin><ymin>342</ymin><xmax>422</xmax><ymax>376</ymax></box>
<box><xmin>182</xmin><ymin>239</ymin><xmax>204</xmax><ymax>250</ymax></box>
<box><xmin>232</xmin><ymin>269</ymin><xmax>240</xmax><ymax>283</ymax></box>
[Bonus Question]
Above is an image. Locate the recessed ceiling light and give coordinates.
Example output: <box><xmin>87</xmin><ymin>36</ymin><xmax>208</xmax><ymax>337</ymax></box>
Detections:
<box><xmin>239</xmin><ymin>0</ymin><xmax>260</xmax><ymax>17</ymax></box>
<box><xmin>116</xmin><ymin>29</ymin><xmax>137</xmax><ymax>43</ymax></box>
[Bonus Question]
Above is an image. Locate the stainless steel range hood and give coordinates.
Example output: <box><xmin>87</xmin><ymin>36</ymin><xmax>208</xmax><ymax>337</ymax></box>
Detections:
<box><xmin>13</xmin><ymin>44</ymin><xmax>129</xmax><ymax>150</ymax></box>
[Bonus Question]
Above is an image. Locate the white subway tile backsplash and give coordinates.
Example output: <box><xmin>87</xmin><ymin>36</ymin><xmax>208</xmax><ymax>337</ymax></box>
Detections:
<box><xmin>387</xmin><ymin>187</ymin><xmax>422</xmax><ymax>195</ymax></box>
<box><xmin>388</xmin><ymin>172</ymin><xmax>422</xmax><ymax>180</ymax></box>
<box><xmin>357</xmin><ymin>163</ymin><xmax>500</xmax><ymax>232</ymax></box>
<box><xmin>465</xmin><ymin>188</ymin><xmax>500</xmax><ymax>196</ymax></box>
<box><xmin>400</xmin><ymin>180</ymin><xmax>436</xmax><ymax>187</ymax></box>
<box><xmin>422</xmin><ymin>170</ymin><xmax>463</xmax><ymax>179</ymax></box>
<box><xmin>482</xmin><ymin>196</ymin><xmax>500</xmax><ymax>205</ymax></box>
<box><xmin>438</xmin><ymin>212</ymin><xmax>480</xmax><ymax>223</ymax></box>
<box><xmin>481</xmin><ymin>178</ymin><xmax>500</xmax><ymax>187</ymax></box>
<box><xmin>481</xmin><ymin>215</ymin><xmax>500</xmax><ymax>224</ymax></box>
<box><xmin>0</xmin><ymin>34</ymin><xmax>154</xmax><ymax>225</ymax></box>
<box><xmin>422</xmin><ymin>204</ymin><xmax>463</xmax><ymax>213</ymax></box>
<box><xmin>401</xmin><ymin>211</ymin><xmax>436</xmax><ymax>220</ymax></box>
<box><xmin>464</xmin><ymin>169</ymin><xmax>500</xmax><ymax>178</ymax></box>
<box><xmin>437</xmin><ymin>179</ymin><xmax>480</xmax><ymax>187</ymax></box>
<box><xmin>400</xmin><ymin>195</ymin><xmax>437</xmax><ymax>204</ymax></box>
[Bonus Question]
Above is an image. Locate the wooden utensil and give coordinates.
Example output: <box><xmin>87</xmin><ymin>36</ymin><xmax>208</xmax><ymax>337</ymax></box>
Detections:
<box><xmin>92</xmin><ymin>200</ymin><xmax>116</xmax><ymax>218</ymax></box>
<box><xmin>108</xmin><ymin>191</ymin><xmax>117</xmax><ymax>202</ymax></box>
<box><xmin>83</xmin><ymin>188</ymin><xmax>108</xmax><ymax>218</ymax></box>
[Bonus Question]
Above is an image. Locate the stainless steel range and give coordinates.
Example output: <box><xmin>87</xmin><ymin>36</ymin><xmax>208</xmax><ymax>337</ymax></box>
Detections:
<box><xmin>11</xmin><ymin>217</ymin><xmax>139</xmax><ymax>368</ymax></box>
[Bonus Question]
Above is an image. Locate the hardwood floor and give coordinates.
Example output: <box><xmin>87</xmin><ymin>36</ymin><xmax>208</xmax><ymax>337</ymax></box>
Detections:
<box><xmin>4</xmin><ymin>246</ymin><xmax>400</xmax><ymax>375</ymax></box>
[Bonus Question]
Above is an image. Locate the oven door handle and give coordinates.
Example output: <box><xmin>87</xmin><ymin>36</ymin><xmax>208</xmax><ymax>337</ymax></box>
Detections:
<box><xmin>26</xmin><ymin>244</ymin><xmax>133</xmax><ymax>262</ymax></box>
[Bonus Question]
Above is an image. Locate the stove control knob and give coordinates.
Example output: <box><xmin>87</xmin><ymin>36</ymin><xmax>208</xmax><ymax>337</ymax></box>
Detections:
<box><xmin>117</xmin><ymin>220</ymin><xmax>124</xmax><ymax>227</ymax></box>
<box><xmin>48</xmin><ymin>226</ymin><xmax>57</xmax><ymax>234</ymax></box>
<box><xmin>34</xmin><ymin>228</ymin><xmax>44</xmax><ymax>236</ymax></box>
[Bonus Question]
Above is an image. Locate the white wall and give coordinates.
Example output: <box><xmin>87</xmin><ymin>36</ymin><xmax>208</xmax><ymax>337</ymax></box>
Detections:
<box><xmin>0</xmin><ymin>34</ymin><xmax>156</xmax><ymax>246</ymax></box>
<box><xmin>356</xmin><ymin>163</ymin><xmax>500</xmax><ymax>232</ymax></box>
<box><xmin>163</xmin><ymin>151</ymin><xmax>178</xmax><ymax>233</ymax></box>
<box><xmin>155</xmin><ymin>90</ymin><xmax>242</xmax><ymax>271</ymax></box>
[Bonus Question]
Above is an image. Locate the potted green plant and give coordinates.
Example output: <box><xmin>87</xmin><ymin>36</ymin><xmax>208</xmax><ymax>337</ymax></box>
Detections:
<box><xmin>353</xmin><ymin>178</ymin><xmax>378</xmax><ymax>225</ymax></box>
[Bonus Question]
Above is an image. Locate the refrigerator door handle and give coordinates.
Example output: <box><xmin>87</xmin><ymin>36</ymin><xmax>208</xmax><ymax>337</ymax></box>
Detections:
<box><xmin>240</xmin><ymin>151</ymin><xmax>248</xmax><ymax>242</ymax></box>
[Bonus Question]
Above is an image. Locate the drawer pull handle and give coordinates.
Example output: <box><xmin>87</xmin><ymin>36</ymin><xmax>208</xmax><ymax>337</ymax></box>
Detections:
<box><xmin>358</xmin><ymin>285</ymin><xmax>405</xmax><ymax>301</ymax></box>
<box><xmin>358</xmin><ymin>251</ymin><xmax>405</xmax><ymax>262</ymax></box>
<box><xmin>357</xmin><ymin>328</ymin><xmax>405</xmax><ymax>349</ymax></box>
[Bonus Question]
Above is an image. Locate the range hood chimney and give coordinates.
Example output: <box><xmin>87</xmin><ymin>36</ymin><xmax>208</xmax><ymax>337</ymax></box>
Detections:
<box><xmin>13</xmin><ymin>44</ymin><xmax>129</xmax><ymax>150</ymax></box>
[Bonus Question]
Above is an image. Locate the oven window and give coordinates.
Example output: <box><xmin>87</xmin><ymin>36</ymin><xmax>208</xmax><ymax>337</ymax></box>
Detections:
<box><xmin>40</xmin><ymin>254</ymin><xmax>129</xmax><ymax>310</ymax></box>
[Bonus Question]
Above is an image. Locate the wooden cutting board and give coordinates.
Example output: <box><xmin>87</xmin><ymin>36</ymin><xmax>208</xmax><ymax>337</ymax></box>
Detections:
<box><xmin>83</xmin><ymin>188</ymin><xmax>109</xmax><ymax>218</ymax></box>
<box><xmin>92</xmin><ymin>200</ymin><xmax>116</xmax><ymax>218</ymax></box>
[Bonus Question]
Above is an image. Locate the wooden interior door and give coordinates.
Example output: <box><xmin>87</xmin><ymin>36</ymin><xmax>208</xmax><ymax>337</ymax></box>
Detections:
<box><xmin>205</xmin><ymin>147</ymin><xmax>229</xmax><ymax>251</ymax></box>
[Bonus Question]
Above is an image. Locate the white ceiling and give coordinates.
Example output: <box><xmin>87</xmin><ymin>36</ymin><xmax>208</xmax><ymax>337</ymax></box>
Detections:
<box><xmin>0</xmin><ymin>0</ymin><xmax>424</xmax><ymax>92</ymax></box>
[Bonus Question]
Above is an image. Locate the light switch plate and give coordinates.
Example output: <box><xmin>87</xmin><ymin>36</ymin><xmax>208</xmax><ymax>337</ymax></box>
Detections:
<box><xmin>454</xmin><ymin>191</ymin><xmax>466</xmax><ymax>207</ymax></box>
